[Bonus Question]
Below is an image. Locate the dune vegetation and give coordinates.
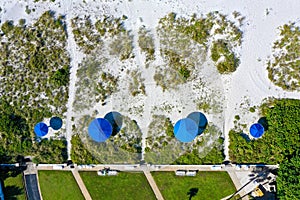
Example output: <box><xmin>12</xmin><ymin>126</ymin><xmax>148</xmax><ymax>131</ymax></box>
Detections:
<box><xmin>229</xmin><ymin>98</ymin><xmax>300</xmax><ymax>199</ymax></box>
<box><xmin>267</xmin><ymin>23</ymin><xmax>300</xmax><ymax>91</ymax></box>
<box><xmin>0</xmin><ymin>11</ymin><xmax>69</xmax><ymax>163</ymax></box>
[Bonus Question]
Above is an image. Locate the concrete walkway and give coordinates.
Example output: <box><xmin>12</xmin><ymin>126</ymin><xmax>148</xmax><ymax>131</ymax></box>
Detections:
<box><xmin>227</xmin><ymin>171</ymin><xmax>248</xmax><ymax>200</ymax></box>
<box><xmin>72</xmin><ymin>170</ymin><xmax>92</xmax><ymax>200</ymax></box>
<box><xmin>143</xmin><ymin>171</ymin><xmax>164</xmax><ymax>200</ymax></box>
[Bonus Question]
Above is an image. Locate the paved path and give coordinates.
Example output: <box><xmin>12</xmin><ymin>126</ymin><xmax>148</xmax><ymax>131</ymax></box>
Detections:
<box><xmin>72</xmin><ymin>170</ymin><xmax>92</xmax><ymax>200</ymax></box>
<box><xmin>143</xmin><ymin>171</ymin><xmax>164</xmax><ymax>200</ymax></box>
<box><xmin>227</xmin><ymin>171</ymin><xmax>248</xmax><ymax>200</ymax></box>
<box><xmin>24</xmin><ymin>163</ymin><xmax>43</xmax><ymax>200</ymax></box>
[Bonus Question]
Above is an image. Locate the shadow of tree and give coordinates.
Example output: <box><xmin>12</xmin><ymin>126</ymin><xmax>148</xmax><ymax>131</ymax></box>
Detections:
<box><xmin>240</xmin><ymin>132</ymin><xmax>251</xmax><ymax>142</ymax></box>
<box><xmin>0</xmin><ymin>168</ymin><xmax>23</xmax><ymax>181</ymax></box>
<box><xmin>187</xmin><ymin>188</ymin><xmax>199</xmax><ymax>200</ymax></box>
<box><xmin>4</xmin><ymin>185</ymin><xmax>24</xmax><ymax>200</ymax></box>
<box><xmin>0</xmin><ymin>168</ymin><xmax>25</xmax><ymax>200</ymax></box>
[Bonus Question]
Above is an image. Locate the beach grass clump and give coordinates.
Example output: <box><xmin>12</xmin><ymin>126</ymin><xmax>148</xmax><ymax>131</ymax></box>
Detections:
<box><xmin>174</xmin><ymin>145</ymin><xmax>225</xmax><ymax>165</ymax></box>
<box><xmin>174</xmin><ymin>124</ymin><xmax>224</xmax><ymax>164</ymax></box>
<box><xmin>114</xmin><ymin>116</ymin><xmax>143</xmax><ymax>153</ymax></box>
<box><xmin>211</xmin><ymin>40</ymin><xmax>239</xmax><ymax>73</ymax></box>
<box><xmin>95</xmin><ymin>16</ymin><xmax>127</xmax><ymax>37</ymax></box>
<box><xmin>109</xmin><ymin>32</ymin><xmax>134</xmax><ymax>60</ymax></box>
<box><xmin>157</xmin><ymin>12</ymin><xmax>243</xmax><ymax>76</ymax></box>
<box><xmin>161</xmin><ymin>49</ymin><xmax>193</xmax><ymax>80</ymax></box>
<box><xmin>32</xmin><ymin>139</ymin><xmax>68</xmax><ymax>164</ymax></box>
<box><xmin>72</xmin><ymin>15</ymin><xmax>134</xmax><ymax>60</ymax></box>
<box><xmin>159</xmin><ymin>12</ymin><xmax>213</xmax><ymax>46</ymax></box>
<box><xmin>71</xmin><ymin>134</ymin><xmax>101</xmax><ymax>164</ymax></box>
<box><xmin>267</xmin><ymin>23</ymin><xmax>300</xmax><ymax>91</ymax></box>
<box><xmin>73</xmin><ymin>115</ymin><xmax>141</xmax><ymax>163</ymax></box>
<box><xmin>95</xmin><ymin>15</ymin><xmax>134</xmax><ymax>60</ymax></box>
<box><xmin>153</xmin><ymin>65</ymin><xmax>186</xmax><ymax>91</ymax></box>
<box><xmin>96</xmin><ymin>72</ymin><xmax>119</xmax><ymax>103</ymax></box>
<box><xmin>194</xmin><ymin>84</ymin><xmax>224</xmax><ymax>114</ymax></box>
<box><xmin>138</xmin><ymin>26</ymin><xmax>155</xmax><ymax>63</ymax></box>
<box><xmin>128</xmin><ymin>70</ymin><xmax>146</xmax><ymax>96</ymax></box>
<box><xmin>0</xmin><ymin>11</ymin><xmax>70</xmax><ymax>163</ymax></box>
<box><xmin>146</xmin><ymin>115</ymin><xmax>174</xmax><ymax>152</ymax></box>
<box><xmin>145</xmin><ymin>115</ymin><xmax>224</xmax><ymax>164</ymax></box>
<box><xmin>71</xmin><ymin>16</ymin><xmax>103</xmax><ymax>54</ymax></box>
<box><xmin>74</xmin><ymin>55</ymin><xmax>118</xmax><ymax>110</ymax></box>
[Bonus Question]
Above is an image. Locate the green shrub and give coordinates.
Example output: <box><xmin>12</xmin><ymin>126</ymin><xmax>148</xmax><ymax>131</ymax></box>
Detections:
<box><xmin>174</xmin><ymin>147</ymin><xmax>225</xmax><ymax>165</ymax></box>
<box><xmin>164</xmin><ymin>118</ymin><xmax>174</xmax><ymax>137</ymax></box>
<box><xmin>1</xmin><ymin>20</ymin><xmax>14</xmax><ymax>34</ymax></box>
<box><xmin>211</xmin><ymin>40</ymin><xmax>239</xmax><ymax>74</ymax></box>
<box><xmin>234</xmin><ymin>115</ymin><xmax>240</xmax><ymax>120</ymax></box>
<box><xmin>229</xmin><ymin>98</ymin><xmax>300</xmax><ymax>165</ymax></box>
<box><xmin>249</xmin><ymin>107</ymin><xmax>255</xmax><ymax>113</ymax></box>
<box><xmin>71</xmin><ymin>134</ymin><xmax>101</xmax><ymax>164</ymax></box>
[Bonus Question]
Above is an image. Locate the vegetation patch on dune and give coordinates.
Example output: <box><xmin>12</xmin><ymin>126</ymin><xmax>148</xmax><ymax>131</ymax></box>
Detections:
<box><xmin>138</xmin><ymin>26</ymin><xmax>155</xmax><ymax>64</ymax></box>
<box><xmin>71</xmin><ymin>134</ymin><xmax>101</xmax><ymax>164</ymax></box>
<box><xmin>72</xmin><ymin>15</ymin><xmax>134</xmax><ymax>60</ymax></box>
<box><xmin>157</xmin><ymin>11</ymin><xmax>242</xmax><ymax>78</ymax></box>
<box><xmin>0</xmin><ymin>11</ymin><xmax>70</xmax><ymax>163</ymax></box>
<box><xmin>72</xmin><ymin>115</ymin><xmax>142</xmax><ymax>164</ymax></box>
<box><xmin>267</xmin><ymin>23</ymin><xmax>300</xmax><ymax>91</ymax></box>
<box><xmin>229</xmin><ymin>98</ymin><xmax>300</xmax><ymax>164</ymax></box>
<box><xmin>145</xmin><ymin>115</ymin><xmax>224</xmax><ymax>164</ymax></box>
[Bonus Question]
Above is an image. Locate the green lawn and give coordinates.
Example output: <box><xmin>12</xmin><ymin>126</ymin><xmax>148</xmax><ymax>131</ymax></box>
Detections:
<box><xmin>38</xmin><ymin>171</ymin><xmax>84</xmax><ymax>200</ymax></box>
<box><xmin>1</xmin><ymin>172</ymin><xmax>26</xmax><ymax>200</ymax></box>
<box><xmin>80</xmin><ymin>171</ymin><xmax>156</xmax><ymax>200</ymax></box>
<box><xmin>152</xmin><ymin>171</ymin><xmax>236</xmax><ymax>200</ymax></box>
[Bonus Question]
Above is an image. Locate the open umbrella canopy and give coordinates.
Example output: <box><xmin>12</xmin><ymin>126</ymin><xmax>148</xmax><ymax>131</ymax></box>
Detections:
<box><xmin>34</xmin><ymin>122</ymin><xmax>49</xmax><ymax>137</ymax></box>
<box><xmin>174</xmin><ymin>118</ymin><xmax>198</xmax><ymax>142</ymax></box>
<box><xmin>88</xmin><ymin>118</ymin><xmax>113</xmax><ymax>142</ymax></box>
<box><xmin>250</xmin><ymin>123</ymin><xmax>265</xmax><ymax>138</ymax></box>
<box><xmin>50</xmin><ymin>117</ymin><xmax>63</xmax><ymax>130</ymax></box>
<box><xmin>104</xmin><ymin>111</ymin><xmax>123</xmax><ymax>136</ymax></box>
<box><xmin>187</xmin><ymin>111</ymin><xmax>207</xmax><ymax>135</ymax></box>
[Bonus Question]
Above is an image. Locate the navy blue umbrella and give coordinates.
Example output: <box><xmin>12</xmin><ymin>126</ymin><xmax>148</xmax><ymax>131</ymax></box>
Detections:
<box><xmin>50</xmin><ymin>117</ymin><xmax>63</xmax><ymax>130</ymax></box>
<box><xmin>104</xmin><ymin>111</ymin><xmax>123</xmax><ymax>136</ymax></box>
<box><xmin>187</xmin><ymin>112</ymin><xmax>208</xmax><ymax>135</ymax></box>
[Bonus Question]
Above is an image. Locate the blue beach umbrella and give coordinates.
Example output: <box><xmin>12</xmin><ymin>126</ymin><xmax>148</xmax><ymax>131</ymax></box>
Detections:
<box><xmin>187</xmin><ymin>112</ymin><xmax>208</xmax><ymax>135</ymax></box>
<box><xmin>50</xmin><ymin>117</ymin><xmax>63</xmax><ymax>130</ymax></box>
<box><xmin>104</xmin><ymin>111</ymin><xmax>123</xmax><ymax>136</ymax></box>
<box><xmin>174</xmin><ymin>118</ymin><xmax>198</xmax><ymax>142</ymax></box>
<box><xmin>250</xmin><ymin>123</ymin><xmax>265</xmax><ymax>138</ymax></box>
<box><xmin>88</xmin><ymin>118</ymin><xmax>113</xmax><ymax>142</ymax></box>
<box><xmin>34</xmin><ymin>122</ymin><xmax>49</xmax><ymax>137</ymax></box>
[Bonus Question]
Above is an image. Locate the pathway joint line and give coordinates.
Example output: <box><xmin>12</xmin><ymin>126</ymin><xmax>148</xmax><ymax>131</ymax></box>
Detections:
<box><xmin>143</xmin><ymin>170</ymin><xmax>164</xmax><ymax>200</ymax></box>
<box><xmin>72</xmin><ymin>170</ymin><xmax>92</xmax><ymax>200</ymax></box>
